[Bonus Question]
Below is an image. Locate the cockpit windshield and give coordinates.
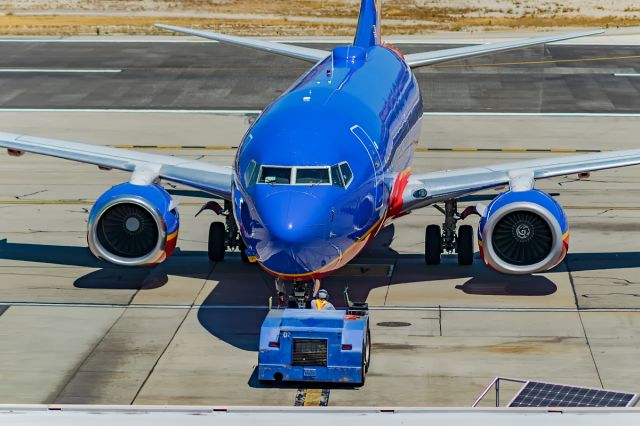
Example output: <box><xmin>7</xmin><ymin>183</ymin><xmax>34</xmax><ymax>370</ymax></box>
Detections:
<box><xmin>253</xmin><ymin>163</ymin><xmax>353</xmax><ymax>187</ymax></box>
<box><xmin>295</xmin><ymin>168</ymin><xmax>330</xmax><ymax>184</ymax></box>
<box><xmin>259</xmin><ymin>166</ymin><xmax>292</xmax><ymax>184</ymax></box>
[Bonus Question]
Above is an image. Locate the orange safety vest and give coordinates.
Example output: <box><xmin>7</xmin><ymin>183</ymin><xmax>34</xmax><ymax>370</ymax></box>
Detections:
<box><xmin>312</xmin><ymin>299</ymin><xmax>328</xmax><ymax>310</ymax></box>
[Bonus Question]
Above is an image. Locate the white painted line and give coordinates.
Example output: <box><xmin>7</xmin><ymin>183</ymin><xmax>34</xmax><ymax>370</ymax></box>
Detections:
<box><xmin>0</xmin><ymin>37</ymin><xmax>632</xmax><ymax>46</ymax></box>
<box><xmin>423</xmin><ymin>112</ymin><xmax>640</xmax><ymax>118</ymax></box>
<box><xmin>0</xmin><ymin>108</ymin><xmax>261</xmax><ymax>114</ymax></box>
<box><xmin>1</xmin><ymin>300</ymin><xmax>640</xmax><ymax>313</ymax></box>
<box><xmin>0</xmin><ymin>38</ymin><xmax>214</xmax><ymax>43</ymax></box>
<box><xmin>0</xmin><ymin>109</ymin><xmax>639</xmax><ymax>118</ymax></box>
<box><xmin>0</xmin><ymin>68</ymin><xmax>121</xmax><ymax>73</ymax></box>
<box><xmin>614</xmin><ymin>73</ymin><xmax>640</xmax><ymax>77</ymax></box>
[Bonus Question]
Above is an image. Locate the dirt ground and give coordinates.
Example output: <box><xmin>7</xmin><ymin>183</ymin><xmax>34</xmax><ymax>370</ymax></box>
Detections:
<box><xmin>1</xmin><ymin>0</ymin><xmax>640</xmax><ymax>36</ymax></box>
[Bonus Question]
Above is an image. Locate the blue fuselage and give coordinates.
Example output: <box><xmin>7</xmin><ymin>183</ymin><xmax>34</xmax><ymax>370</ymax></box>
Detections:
<box><xmin>232</xmin><ymin>45</ymin><xmax>423</xmax><ymax>280</ymax></box>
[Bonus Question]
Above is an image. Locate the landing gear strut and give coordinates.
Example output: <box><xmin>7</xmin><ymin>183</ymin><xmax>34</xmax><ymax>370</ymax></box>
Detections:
<box><xmin>200</xmin><ymin>200</ymin><xmax>249</xmax><ymax>263</ymax></box>
<box><xmin>275</xmin><ymin>278</ymin><xmax>320</xmax><ymax>309</ymax></box>
<box><xmin>425</xmin><ymin>199</ymin><xmax>474</xmax><ymax>266</ymax></box>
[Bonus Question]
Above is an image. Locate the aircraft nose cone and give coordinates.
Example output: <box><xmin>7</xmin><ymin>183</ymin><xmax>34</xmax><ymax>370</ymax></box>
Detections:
<box><xmin>258</xmin><ymin>190</ymin><xmax>327</xmax><ymax>244</ymax></box>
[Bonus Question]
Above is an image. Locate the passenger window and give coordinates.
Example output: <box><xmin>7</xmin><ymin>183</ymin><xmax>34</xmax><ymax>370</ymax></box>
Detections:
<box><xmin>339</xmin><ymin>162</ymin><xmax>353</xmax><ymax>187</ymax></box>
<box><xmin>244</xmin><ymin>160</ymin><xmax>256</xmax><ymax>186</ymax></box>
<box><xmin>296</xmin><ymin>168</ymin><xmax>330</xmax><ymax>184</ymax></box>
<box><xmin>331</xmin><ymin>165</ymin><xmax>344</xmax><ymax>188</ymax></box>
<box><xmin>259</xmin><ymin>166</ymin><xmax>292</xmax><ymax>184</ymax></box>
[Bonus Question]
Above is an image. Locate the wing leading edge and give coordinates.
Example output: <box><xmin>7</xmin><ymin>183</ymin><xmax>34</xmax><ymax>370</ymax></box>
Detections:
<box><xmin>404</xmin><ymin>29</ymin><xmax>604</xmax><ymax>68</ymax></box>
<box><xmin>0</xmin><ymin>132</ymin><xmax>233</xmax><ymax>199</ymax></box>
<box><xmin>401</xmin><ymin>149</ymin><xmax>640</xmax><ymax>213</ymax></box>
<box><xmin>155</xmin><ymin>24</ymin><xmax>330</xmax><ymax>63</ymax></box>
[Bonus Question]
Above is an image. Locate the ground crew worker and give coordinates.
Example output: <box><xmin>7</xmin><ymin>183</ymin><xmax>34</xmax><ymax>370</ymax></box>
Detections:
<box><xmin>312</xmin><ymin>289</ymin><xmax>335</xmax><ymax>310</ymax></box>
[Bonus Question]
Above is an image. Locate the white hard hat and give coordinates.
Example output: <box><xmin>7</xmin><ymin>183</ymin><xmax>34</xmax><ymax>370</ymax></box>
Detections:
<box><xmin>318</xmin><ymin>289</ymin><xmax>329</xmax><ymax>300</ymax></box>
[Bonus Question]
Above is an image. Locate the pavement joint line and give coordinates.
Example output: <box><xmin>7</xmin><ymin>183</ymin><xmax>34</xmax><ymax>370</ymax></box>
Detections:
<box><xmin>2</xmin><ymin>301</ymin><xmax>640</xmax><ymax>312</ymax></box>
<box><xmin>130</xmin><ymin>261</ymin><xmax>216</xmax><ymax>404</ymax></box>
<box><xmin>53</xmin><ymin>305</ymin><xmax>128</xmax><ymax>403</ymax></box>
<box><xmin>578</xmin><ymin>308</ymin><xmax>604</xmax><ymax>388</ymax></box>
<box><xmin>4</xmin><ymin>109</ymin><xmax>640</xmax><ymax>117</ymax></box>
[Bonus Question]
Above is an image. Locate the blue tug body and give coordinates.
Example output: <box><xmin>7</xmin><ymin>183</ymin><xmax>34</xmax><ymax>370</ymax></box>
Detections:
<box><xmin>258</xmin><ymin>307</ymin><xmax>370</xmax><ymax>385</ymax></box>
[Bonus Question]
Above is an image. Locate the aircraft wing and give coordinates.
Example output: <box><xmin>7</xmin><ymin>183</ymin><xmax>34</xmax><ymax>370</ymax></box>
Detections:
<box><xmin>401</xmin><ymin>149</ymin><xmax>640</xmax><ymax>213</ymax></box>
<box><xmin>404</xmin><ymin>29</ymin><xmax>604</xmax><ymax>68</ymax></box>
<box><xmin>155</xmin><ymin>24</ymin><xmax>330</xmax><ymax>63</ymax></box>
<box><xmin>0</xmin><ymin>132</ymin><xmax>233</xmax><ymax>199</ymax></box>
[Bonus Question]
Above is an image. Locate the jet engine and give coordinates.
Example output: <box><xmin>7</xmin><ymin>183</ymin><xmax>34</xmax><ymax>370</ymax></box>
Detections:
<box><xmin>478</xmin><ymin>189</ymin><xmax>569</xmax><ymax>274</ymax></box>
<box><xmin>87</xmin><ymin>183</ymin><xmax>179</xmax><ymax>266</ymax></box>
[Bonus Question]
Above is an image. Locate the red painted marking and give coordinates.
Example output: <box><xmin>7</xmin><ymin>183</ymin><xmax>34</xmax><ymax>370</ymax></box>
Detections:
<box><xmin>387</xmin><ymin>168</ymin><xmax>411</xmax><ymax>219</ymax></box>
<box><xmin>163</xmin><ymin>231</ymin><xmax>179</xmax><ymax>260</ymax></box>
<box><xmin>383</xmin><ymin>42</ymin><xmax>405</xmax><ymax>59</ymax></box>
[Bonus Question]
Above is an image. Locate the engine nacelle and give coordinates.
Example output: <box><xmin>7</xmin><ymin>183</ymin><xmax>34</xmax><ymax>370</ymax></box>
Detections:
<box><xmin>88</xmin><ymin>183</ymin><xmax>179</xmax><ymax>266</ymax></box>
<box><xmin>479</xmin><ymin>189</ymin><xmax>569</xmax><ymax>275</ymax></box>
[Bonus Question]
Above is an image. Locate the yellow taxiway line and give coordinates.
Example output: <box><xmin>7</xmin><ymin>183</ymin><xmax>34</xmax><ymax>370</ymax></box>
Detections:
<box><xmin>1</xmin><ymin>200</ymin><xmax>640</xmax><ymax>211</ymax></box>
<box><xmin>109</xmin><ymin>145</ymin><xmax>608</xmax><ymax>154</ymax></box>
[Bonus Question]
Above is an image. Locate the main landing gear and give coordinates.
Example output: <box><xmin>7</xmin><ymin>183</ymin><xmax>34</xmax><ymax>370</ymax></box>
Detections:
<box><xmin>425</xmin><ymin>199</ymin><xmax>475</xmax><ymax>266</ymax></box>
<box><xmin>197</xmin><ymin>200</ymin><xmax>249</xmax><ymax>263</ymax></box>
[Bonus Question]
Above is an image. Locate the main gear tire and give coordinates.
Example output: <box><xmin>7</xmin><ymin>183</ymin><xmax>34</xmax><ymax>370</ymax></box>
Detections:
<box><xmin>208</xmin><ymin>222</ymin><xmax>226</xmax><ymax>262</ymax></box>
<box><xmin>457</xmin><ymin>224</ymin><xmax>474</xmax><ymax>266</ymax></box>
<box><xmin>425</xmin><ymin>225</ymin><xmax>442</xmax><ymax>265</ymax></box>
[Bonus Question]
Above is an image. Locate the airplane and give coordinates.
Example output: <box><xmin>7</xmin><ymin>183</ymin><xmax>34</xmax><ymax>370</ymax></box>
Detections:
<box><xmin>0</xmin><ymin>0</ymin><xmax>635</xmax><ymax>304</ymax></box>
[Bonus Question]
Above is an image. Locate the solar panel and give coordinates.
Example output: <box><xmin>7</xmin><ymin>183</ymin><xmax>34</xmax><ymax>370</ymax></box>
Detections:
<box><xmin>508</xmin><ymin>381</ymin><xmax>639</xmax><ymax>408</ymax></box>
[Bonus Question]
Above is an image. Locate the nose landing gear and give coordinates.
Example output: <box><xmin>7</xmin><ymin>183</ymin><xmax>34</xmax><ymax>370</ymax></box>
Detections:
<box><xmin>274</xmin><ymin>278</ymin><xmax>321</xmax><ymax>309</ymax></box>
<box><xmin>425</xmin><ymin>199</ymin><xmax>477</xmax><ymax>266</ymax></box>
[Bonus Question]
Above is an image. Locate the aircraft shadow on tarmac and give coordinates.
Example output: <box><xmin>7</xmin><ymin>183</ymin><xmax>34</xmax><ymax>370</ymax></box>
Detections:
<box><xmin>2</xmin><ymin>232</ymin><xmax>640</xmax><ymax>351</ymax></box>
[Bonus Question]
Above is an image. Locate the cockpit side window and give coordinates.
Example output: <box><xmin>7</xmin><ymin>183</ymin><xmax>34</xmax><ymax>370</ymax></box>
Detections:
<box><xmin>331</xmin><ymin>165</ymin><xmax>344</xmax><ymax>188</ymax></box>
<box><xmin>339</xmin><ymin>162</ymin><xmax>353</xmax><ymax>187</ymax></box>
<box><xmin>244</xmin><ymin>160</ymin><xmax>257</xmax><ymax>187</ymax></box>
<box><xmin>295</xmin><ymin>168</ymin><xmax>331</xmax><ymax>184</ymax></box>
<box><xmin>259</xmin><ymin>166</ymin><xmax>292</xmax><ymax>184</ymax></box>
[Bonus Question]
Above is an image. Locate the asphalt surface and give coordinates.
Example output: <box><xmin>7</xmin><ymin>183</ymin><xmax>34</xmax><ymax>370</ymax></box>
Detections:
<box><xmin>0</xmin><ymin>42</ymin><xmax>639</xmax><ymax>111</ymax></box>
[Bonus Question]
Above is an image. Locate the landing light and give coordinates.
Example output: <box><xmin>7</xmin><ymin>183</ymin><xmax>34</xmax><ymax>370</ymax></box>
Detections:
<box><xmin>413</xmin><ymin>188</ymin><xmax>428</xmax><ymax>199</ymax></box>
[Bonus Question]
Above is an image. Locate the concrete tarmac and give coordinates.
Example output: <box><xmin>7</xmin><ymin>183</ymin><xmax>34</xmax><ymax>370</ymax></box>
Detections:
<box><xmin>1</xmin><ymin>111</ymin><xmax>640</xmax><ymax>406</ymax></box>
